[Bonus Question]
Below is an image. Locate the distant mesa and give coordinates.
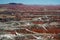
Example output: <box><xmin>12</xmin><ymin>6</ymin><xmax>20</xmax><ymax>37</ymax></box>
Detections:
<box><xmin>9</xmin><ymin>3</ymin><xmax>17</xmax><ymax>4</ymax></box>
<box><xmin>8</xmin><ymin>3</ymin><xmax>23</xmax><ymax>5</ymax></box>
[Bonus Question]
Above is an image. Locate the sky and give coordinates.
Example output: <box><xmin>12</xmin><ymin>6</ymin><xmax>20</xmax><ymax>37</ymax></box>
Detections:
<box><xmin>0</xmin><ymin>0</ymin><xmax>60</xmax><ymax>5</ymax></box>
